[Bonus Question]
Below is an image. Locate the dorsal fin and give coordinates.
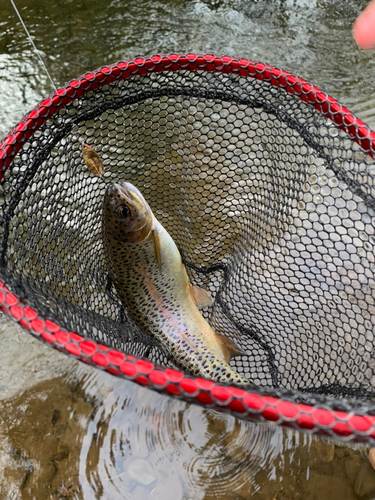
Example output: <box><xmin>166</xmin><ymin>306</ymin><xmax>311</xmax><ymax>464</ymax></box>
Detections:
<box><xmin>190</xmin><ymin>285</ymin><xmax>213</xmax><ymax>308</ymax></box>
<box><xmin>152</xmin><ymin>229</ymin><xmax>162</xmax><ymax>270</ymax></box>
<box><xmin>216</xmin><ymin>334</ymin><xmax>247</xmax><ymax>364</ymax></box>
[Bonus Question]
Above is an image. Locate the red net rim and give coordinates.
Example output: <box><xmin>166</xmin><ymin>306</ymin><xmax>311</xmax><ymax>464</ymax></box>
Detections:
<box><xmin>1</xmin><ymin>54</ymin><xmax>375</xmax><ymax>173</ymax></box>
<box><xmin>1</xmin><ymin>53</ymin><xmax>375</xmax><ymax>442</ymax></box>
<box><xmin>0</xmin><ymin>278</ymin><xmax>374</xmax><ymax>441</ymax></box>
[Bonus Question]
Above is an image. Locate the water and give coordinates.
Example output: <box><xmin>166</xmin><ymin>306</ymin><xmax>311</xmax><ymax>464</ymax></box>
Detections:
<box><xmin>0</xmin><ymin>320</ymin><xmax>371</xmax><ymax>500</ymax></box>
<box><xmin>1</xmin><ymin>0</ymin><xmax>375</xmax><ymax>498</ymax></box>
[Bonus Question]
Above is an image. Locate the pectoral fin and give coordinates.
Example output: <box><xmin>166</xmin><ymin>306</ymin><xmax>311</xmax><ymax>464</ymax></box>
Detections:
<box><xmin>190</xmin><ymin>285</ymin><xmax>213</xmax><ymax>308</ymax></box>
<box><xmin>152</xmin><ymin>229</ymin><xmax>162</xmax><ymax>270</ymax></box>
<box><xmin>217</xmin><ymin>334</ymin><xmax>246</xmax><ymax>363</ymax></box>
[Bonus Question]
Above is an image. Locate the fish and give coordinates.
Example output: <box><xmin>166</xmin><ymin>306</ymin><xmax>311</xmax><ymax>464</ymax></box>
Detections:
<box><xmin>102</xmin><ymin>182</ymin><xmax>252</xmax><ymax>386</ymax></box>
<box><xmin>82</xmin><ymin>143</ymin><xmax>104</xmax><ymax>177</ymax></box>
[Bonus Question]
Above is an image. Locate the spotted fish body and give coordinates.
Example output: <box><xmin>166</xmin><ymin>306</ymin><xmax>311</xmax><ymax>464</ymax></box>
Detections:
<box><xmin>102</xmin><ymin>182</ymin><xmax>251</xmax><ymax>386</ymax></box>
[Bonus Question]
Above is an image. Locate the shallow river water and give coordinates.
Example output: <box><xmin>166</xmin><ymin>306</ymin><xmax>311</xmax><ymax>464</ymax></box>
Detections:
<box><xmin>1</xmin><ymin>0</ymin><xmax>375</xmax><ymax>499</ymax></box>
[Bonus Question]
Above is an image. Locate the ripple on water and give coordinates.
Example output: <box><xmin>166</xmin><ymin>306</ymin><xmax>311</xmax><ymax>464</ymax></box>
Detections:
<box><xmin>0</xmin><ymin>318</ymin><xmax>370</xmax><ymax>499</ymax></box>
<box><xmin>78</xmin><ymin>376</ymin><xmax>285</xmax><ymax>500</ymax></box>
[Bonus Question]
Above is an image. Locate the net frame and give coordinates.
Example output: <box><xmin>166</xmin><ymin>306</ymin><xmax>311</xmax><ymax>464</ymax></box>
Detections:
<box><xmin>1</xmin><ymin>53</ymin><xmax>375</xmax><ymax>442</ymax></box>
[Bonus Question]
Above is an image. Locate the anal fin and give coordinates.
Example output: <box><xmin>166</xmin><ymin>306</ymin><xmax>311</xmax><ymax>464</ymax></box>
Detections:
<box><xmin>217</xmin><ymin>334</ymin><xmax>246</xmax><ymax>364</ymax></box>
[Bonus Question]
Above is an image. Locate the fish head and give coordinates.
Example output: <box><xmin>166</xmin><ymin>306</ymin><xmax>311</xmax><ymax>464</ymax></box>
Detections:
<box><xmin>102</xmin><ymin>182</ymin><xmax>154</xmax><ymax>243</ymax></box>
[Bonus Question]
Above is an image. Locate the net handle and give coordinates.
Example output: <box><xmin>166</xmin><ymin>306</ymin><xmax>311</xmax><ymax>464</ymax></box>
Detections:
<box><xmin>1</xmin><ymin>54</ymin><xmax>375</xmax><ymax>179</ymax></box>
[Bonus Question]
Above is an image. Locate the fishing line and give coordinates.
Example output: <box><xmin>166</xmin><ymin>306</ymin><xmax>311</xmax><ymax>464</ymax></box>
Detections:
<box><xmin>9</xmin><ymin>0</ymin><xmax>57</xmax><ymax>91</ymax></box>
<box><xmin>9</xmin><ymin>0</ymin><xmax>106</xmax><ymax>177</ymax></box>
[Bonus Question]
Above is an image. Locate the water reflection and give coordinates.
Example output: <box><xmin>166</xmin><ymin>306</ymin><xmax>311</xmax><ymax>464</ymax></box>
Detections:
<box><xmin>79</xmin><ymin>374</ymin><xmax>282</xmax><ymax>499</ymax></box>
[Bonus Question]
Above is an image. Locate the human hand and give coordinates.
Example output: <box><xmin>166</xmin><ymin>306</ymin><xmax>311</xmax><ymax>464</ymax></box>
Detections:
<box><xmin>353</xmin><ymin>0</ymin><xmax>375</xmax><ymax>49</ymax></box>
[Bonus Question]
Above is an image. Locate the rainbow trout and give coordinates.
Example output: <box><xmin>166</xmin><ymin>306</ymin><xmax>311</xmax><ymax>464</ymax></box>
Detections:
<box><xmin>102</xmin><ymin>182</ymin><xmax>251</xmax><ymax>386</ymax></box>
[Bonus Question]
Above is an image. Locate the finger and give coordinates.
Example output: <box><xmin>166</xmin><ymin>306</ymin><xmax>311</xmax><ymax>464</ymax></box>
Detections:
<box><xmin>353</xmin><ymin>0</ymin><xmax>375</xmax><ymax>49</ymax></box>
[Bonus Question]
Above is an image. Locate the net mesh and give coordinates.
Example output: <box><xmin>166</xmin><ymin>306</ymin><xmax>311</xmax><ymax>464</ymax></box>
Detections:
<box><xmin>1</xmin><ymin>55</ymin><xmax>375</xmax><ymax>439</ymax></box>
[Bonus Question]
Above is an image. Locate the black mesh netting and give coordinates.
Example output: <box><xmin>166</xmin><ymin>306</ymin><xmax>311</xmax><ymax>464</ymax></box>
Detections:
<box><xmin>1</xmin><ymin>58</ymin><xmax>375</xmax><ymax>409</ymax></box>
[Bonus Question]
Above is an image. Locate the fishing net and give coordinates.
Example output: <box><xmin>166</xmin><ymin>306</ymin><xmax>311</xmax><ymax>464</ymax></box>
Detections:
<box><xmin>1</xmin><ymin>54</ymin><xmax>375</xmax><ymax>442</ymax></box>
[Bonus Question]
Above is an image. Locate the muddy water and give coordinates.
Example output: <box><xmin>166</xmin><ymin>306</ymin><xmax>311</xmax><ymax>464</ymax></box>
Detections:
<box><xmin>2</xmin><ymin>0</ymin><xmax>375</xmax><ymax>498</ymax></box>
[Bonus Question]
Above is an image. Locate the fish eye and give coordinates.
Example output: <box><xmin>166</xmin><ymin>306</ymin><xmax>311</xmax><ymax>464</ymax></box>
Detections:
<box><xmin>116</xmin><ymin>205</ymin><xmax>130</xmax><ymax>219</ymax></box>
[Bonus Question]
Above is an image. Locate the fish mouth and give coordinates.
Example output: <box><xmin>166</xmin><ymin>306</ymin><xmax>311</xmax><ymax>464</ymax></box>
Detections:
<box><xmin>107</xmin><ymin>183</ymin><xmax>139</xmax><ymax>209</ymax></box>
